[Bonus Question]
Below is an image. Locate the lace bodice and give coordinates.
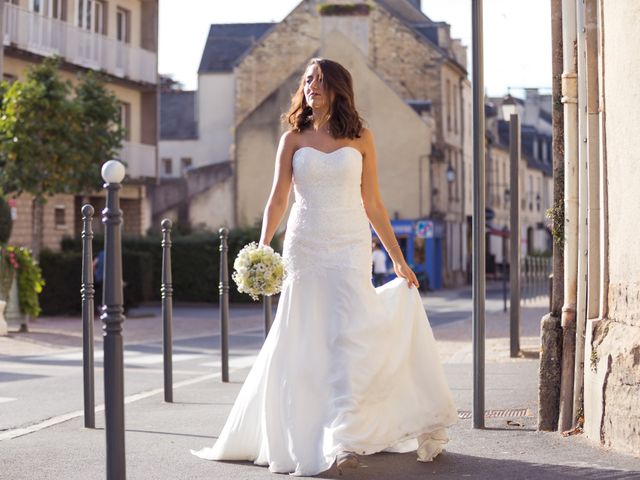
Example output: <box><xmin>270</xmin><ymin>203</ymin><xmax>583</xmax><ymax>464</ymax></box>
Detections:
<box><xmin>282</xmin><ymin>146</ymin><xmax>372</xmax><ymax>279</ymax></box>
<box><xmin>291</xmin><ymin>146</ymin><xmax>364</xmax><ymax>210</ymax></box>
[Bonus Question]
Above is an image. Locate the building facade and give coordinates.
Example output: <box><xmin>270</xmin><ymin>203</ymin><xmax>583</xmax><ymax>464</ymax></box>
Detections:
<box><xmin>160</xmin><ymin>0</ymin><xmax>471</xmax><ymax>287</ymax></box>
<box><xmin>485</xmin><ymin>91</ymin><xmax>553</xmax><ymax>272</ymax></box>
<box><xmin>1</xmin><ymin>0</ymin><xmax>158</xmax><ymax>248</ymax></box>
<box><xmin>572</xmin><ymin>0</ymin><xmax>640</xmax><ymax>457</ymax></box>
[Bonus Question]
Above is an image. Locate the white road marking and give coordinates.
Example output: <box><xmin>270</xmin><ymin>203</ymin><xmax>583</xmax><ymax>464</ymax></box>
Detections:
<box><xmin>21</xmin><ymin>350</ymin><xmax>208</xmax><ymax>367</ymax></box>
<box><xmin>0</xmin><ymin>397</ymin><xmax>17</xmax><ymax>404</ymax></box>
<box><xmin>0</xmin><ymin>354</ymin><xmax>257</xmax><ymax>441</ymax></box>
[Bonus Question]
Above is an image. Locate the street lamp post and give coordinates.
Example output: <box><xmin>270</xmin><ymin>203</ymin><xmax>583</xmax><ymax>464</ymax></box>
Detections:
<box><xmin>101</xmin><ymin>160</ymin><xmax>127</xmax><ymax>480</ymax></box>
<box><xmin>471</xmin><ymin>0</ymin><xmax>486</xmax><ymax>430</ymax></box>
<box><xmin>502</xmin><ymin>95</ymin><xmax>521</xmax><ymax>358</ymax></box>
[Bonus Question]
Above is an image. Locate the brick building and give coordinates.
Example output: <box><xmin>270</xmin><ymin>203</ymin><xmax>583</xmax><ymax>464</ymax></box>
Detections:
<box><xmin>1</xmin><ymin>0</ymin><xmax>159</xmax><ymax>250</ymax></box>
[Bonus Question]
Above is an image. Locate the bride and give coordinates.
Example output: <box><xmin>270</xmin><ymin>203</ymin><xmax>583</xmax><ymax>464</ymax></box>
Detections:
<box><xmin>192</xmin><ymin>58</ymin><xmax>458</xmax><ymax>476</ymax></box>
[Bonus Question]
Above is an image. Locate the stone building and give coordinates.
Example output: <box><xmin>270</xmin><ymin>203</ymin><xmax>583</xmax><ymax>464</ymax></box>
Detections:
<box><xmin>159</xmin><ymin>0</ymin><xmax>471</xmax><ymax>287</ymax></box>
<box><xmin>552</xmin><ymin>0</ymin><xmax>640</xmax><ymax>457</ymax></box>
<box><xmin>485</xmin><ymin>91</ymin><xmax>553</xmax><ymax>272</ymax></box>
<box><xmin>1</xmin><ymin>0</ymin><xmax>159</xmax><ymax>248</ymax></box>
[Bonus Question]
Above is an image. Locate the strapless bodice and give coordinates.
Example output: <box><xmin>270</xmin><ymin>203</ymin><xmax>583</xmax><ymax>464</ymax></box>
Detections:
<box><xmin>291</xmin><ymin>146</ymin><xmax>364</xmax><ymax>211</ymax></box>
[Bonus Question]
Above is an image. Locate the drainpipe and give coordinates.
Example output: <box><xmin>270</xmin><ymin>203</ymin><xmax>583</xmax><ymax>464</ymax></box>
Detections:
<box><xmin>558</xmin><ymin>0</ymin><xmax>579</xmax><ymax>433</ymax></box>
<box><xmin>596</xmin><ymin>0</ymin><xmax>608</xmax><ymax>323</ymax></box>
<box><xmin>572</xmin><ymin>0</ymin><xmax>588</xmax><ymax>425</ymax></box>
<box><xmin>585</xmin><ymin>0</ymin><xmax>600</xmax><ymax>324</ymax></box>
<box><xmin>538</xmin><ymin>0</ymin><xmax>564</xmax><ymax>432</ymax></box>
<box><xmin>581</xmin><ymin>0</ymin><xmax>603</xmax><ymax>439</ymax></box>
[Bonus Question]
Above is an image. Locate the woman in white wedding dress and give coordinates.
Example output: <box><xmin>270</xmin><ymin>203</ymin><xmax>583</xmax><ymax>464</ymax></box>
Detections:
<box><xmin>192</xmin><ymin>58</ymin><xmax>458</xmax><ymax>476</ymax></box>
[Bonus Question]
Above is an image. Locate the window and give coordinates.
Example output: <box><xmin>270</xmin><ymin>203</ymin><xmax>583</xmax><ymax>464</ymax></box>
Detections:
<box><xmin>116</xmin><ymin>7</ymin><xmax>131</xmax><ymax>43</ymax></box>
<box><xmin>30</xmin><ymin>0</ymin><xmax>63</xmax><ymax>18</ymax></box>
<box><xmin>54</xmin><ymin>206</ymin><xmax>66</xmax><ymax>228</ymax></box>
<box><xmin>181</xmin><ymin>157</ymin><xmax>193</xmax><ymax>174</ymax></box>
<box><xmin>162</xmin><ymin>158</ymin><xmax>173</xmax><ymax>176</ymax></box>
<box><xmin>77</xmin><ymin>0</ymin><xmax>105</xmax><ymax>34</ymax></box>
<box><xmin>453</xmin><ymin>86</ymin><xmax>458</xmax><ymax>134</ymax></box>
<box><xmin>119</xmin><ymin>102</ymin><xmax>131</xmax><ymax>141</ymax></box>
<box><xmin>446</xmin><ymin>79</ymin><xmax>452</xmax><ymax>132</ymax></box>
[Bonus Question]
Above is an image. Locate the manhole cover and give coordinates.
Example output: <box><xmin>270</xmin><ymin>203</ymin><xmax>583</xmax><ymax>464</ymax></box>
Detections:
<box><xmin>457</xmin><ymin>408</ymin><xmax>532</xmax><ymax>419</ymax></box>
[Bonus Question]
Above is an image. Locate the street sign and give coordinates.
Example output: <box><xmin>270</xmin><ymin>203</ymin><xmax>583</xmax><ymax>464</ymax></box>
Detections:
<box><xmin>415</xmin><ymin>220</ymin><xmax>434</xmax><ymax>238</ymax></box>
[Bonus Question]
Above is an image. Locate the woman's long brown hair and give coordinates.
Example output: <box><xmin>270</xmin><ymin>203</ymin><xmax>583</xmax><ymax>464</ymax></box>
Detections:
<box><xmin>284</xmin><ymin>58</ymin><xmax>363</xmax><ymax>139</ymax></box>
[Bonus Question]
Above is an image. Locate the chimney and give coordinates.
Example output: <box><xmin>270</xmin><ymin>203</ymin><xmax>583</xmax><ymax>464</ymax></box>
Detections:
<box><xmin>407</xmin><ymin>0</ymin><xmax>421</xmax><ymax>11</ymax></box>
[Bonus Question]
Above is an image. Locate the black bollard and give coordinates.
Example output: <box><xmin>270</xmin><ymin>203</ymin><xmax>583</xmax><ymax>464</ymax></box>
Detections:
<box><xmin>263</xmin><ymin>295</ymin><xmax>272</xmax><ymax>338</ymax></box>
<box><xmin>101</xmin><ymin>160</ymin><xmax>127</xmax><ymax>480</ymax></box>
<box><xmin>161</xmin><ymin>219</ymin><xmax>173</xmax><ymax>403</ymax></box>
<box><xmin>218</xmin><ymin>228</ymin><xmax>229</xmax><ymax>383</ymax></box>
<box><xmin>81</xmin><ymin>204</ymin><xmax>95</xmax><ymax>429</ymax></box>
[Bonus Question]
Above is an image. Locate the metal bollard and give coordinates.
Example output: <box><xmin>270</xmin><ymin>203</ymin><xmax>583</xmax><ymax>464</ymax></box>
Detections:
<box><xmin>81</xmin><ymin>204</ymin><xmax>95</xmax><ymax>429</ymax></box>
<box><xmin>218</xmin><ymin>228</ymin><xmax>230</xmax><ymax>383</ymax></box>
<box><xmin>263</xmin><ymin>295</ymin><xmax>273</xmax><ymax>338</ymax></box>
<box><xmin>101</xmin><ymin>160</ymin><xmax>127</xmax><ymax>480</ymax></box>
<box><xmin>161</xmin><ymin>219</ymin><xmax>173</xmax><ymax>403</ymax></box>
<box><xmin>502</xmin><ymin>227</ymin><xmax>508</xmax><ymax>312</ymax></box>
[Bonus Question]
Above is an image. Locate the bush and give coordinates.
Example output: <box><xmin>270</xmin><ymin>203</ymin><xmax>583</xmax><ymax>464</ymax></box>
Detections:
<box><xmin>0</xmin><ymin>194</ymin><xmax>12</xmax><ymax>244</ymax></box>
<box><xmin>55</xmin><ymin>225</ymin><xmax>271</xmax><ymax>307</ymax></box>
<box><xmin>39</xmin><ymin>249</ymin><xmax>154</xmax><ymax>315</ymax></box>
<box><xmin>122</xmin><ymin>250</ymin><xmax>154</xmax><ymax>306</ymax></box>
<box><xmin>39</xmin><ymin>250</ymin><xmax>82</xmax><ymax>315</ymax></box>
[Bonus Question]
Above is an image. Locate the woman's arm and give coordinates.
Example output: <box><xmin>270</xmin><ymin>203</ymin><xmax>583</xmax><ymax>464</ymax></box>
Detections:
<box><xmin>360</xmin><ymin>128</ymin><xmax>419</xmax><ymax>288</ymax></box>
<box><xmin>259</xmin><ymin>131</ymin><xmax>296</xmax><ymax>246</ymax></box>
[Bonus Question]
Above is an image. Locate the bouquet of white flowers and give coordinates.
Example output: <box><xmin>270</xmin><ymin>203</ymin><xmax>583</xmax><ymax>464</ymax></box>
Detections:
<box><xmin>232</xmin><ymin>242</ymin><xmax>287</xmax><ymax>301</ymax></box>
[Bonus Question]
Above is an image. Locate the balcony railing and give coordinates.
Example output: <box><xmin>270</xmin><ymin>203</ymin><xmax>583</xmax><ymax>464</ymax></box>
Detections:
<box><xmin>118</xmin><ymin>142</ymin><xmax>157</xmax><ymax>179</ymax></box>
<box><xmin>3</xmin><ymin>4</ymin><xmax>157</xmax><ymax>85</ymax></box>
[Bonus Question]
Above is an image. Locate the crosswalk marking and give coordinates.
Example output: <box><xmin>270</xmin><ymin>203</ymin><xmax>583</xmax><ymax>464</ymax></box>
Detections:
<box><xmin>26</xmin><ymin>350</ymin><xmax>208</xmax><ymax>367</ymax></box>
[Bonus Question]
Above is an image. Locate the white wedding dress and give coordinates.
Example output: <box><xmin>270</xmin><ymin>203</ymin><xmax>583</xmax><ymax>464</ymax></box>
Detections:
<box><xmin>192</xmin><ymin>146</ymin><xmax>458</xmax><ymax>476</ymax></box>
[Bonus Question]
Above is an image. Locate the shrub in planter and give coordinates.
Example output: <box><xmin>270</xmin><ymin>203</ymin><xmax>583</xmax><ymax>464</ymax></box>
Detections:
<box><xmin>0</xmin><ymin>245</ymin><xmax>45</xmax><ymax>317</ymax></box>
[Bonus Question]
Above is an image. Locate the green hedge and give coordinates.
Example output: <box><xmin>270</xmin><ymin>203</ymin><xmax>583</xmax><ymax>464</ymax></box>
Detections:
<box><xmin>39</xmin><ymin>249</ymin><xmax>155</xmax><ymax>315</ymax></box>
<box><xmin>56</xmin><ymin>226</ymin><xmax>269</xmax><ymax>307</ymax></box>
<box><xmin>39</xmin><ymin>250</ymin><xmax>82</xmax><ymax>315</ymax></box>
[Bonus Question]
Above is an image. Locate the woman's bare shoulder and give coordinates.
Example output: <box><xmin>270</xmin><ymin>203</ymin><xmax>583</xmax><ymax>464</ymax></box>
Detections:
<box><xmin>357</xmin><ymin>127</ymin><xmax>375</xmax><ymax>152</ymax></box>
<box><xmin>280</xmin><ymin>130</ymin><xmax>304</xmax><ymax>152</ymax></box>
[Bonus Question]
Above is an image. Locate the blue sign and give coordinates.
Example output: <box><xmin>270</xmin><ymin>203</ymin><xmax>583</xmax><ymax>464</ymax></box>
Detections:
<box><xmin>415</xmin><ymin>220</ymin><xmax>434</xmax><ymax>238</ymax></box>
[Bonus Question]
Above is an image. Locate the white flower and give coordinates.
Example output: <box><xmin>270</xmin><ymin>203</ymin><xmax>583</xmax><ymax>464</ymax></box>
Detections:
<box><xmin>232</xmin><ymin>242</ymin><xmax>287</xmax><ymax>301</ymax></box>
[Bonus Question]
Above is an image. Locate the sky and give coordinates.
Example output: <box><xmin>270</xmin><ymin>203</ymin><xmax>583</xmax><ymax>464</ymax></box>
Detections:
<box><xmin>158</xmin><ymin>0</ymin><xmax>551</xmax><ymax>98</ymax></box>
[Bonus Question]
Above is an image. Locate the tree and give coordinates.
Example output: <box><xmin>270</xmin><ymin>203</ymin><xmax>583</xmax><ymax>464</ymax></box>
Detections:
<box><xmin>159</xmin><ymin>74</ymin><xmax>185</xmax><ymax>92</ymax></box>
<box><xmin>0</xmin><ymin>57</ymin><xmax>124</xmax><ymax>258</ymax></box>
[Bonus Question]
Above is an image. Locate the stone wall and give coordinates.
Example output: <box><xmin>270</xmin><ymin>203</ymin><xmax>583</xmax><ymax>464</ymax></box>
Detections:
<box><xmin>235</xmin><ymin>30</ymin><xmax>433</xmax><ymax>229</ymax></box>
<box><xmin>234</xmin><ymin>1</ymin><xmax>321</xmax><ymax>124</ymax></box>
<box><xmin>583</xmin><ymin>0</ymin><xmax>640</xmax><ymax>457</ymax></box>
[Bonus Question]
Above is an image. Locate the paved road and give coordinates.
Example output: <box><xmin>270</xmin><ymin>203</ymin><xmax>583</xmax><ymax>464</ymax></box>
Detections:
<box><xmin>0</xmin><ymin>282</ymin><xmax>545</xmax><ymax>441</ymax></box>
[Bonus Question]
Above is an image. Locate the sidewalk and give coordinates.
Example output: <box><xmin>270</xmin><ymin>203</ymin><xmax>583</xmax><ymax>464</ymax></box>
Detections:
<box><xmin>2</xmin><ymin>291</ymin><xmax>640</xmax><ymax>478</ymax></box>
<box><xmin>2</xmin><ymin>359</ymin><xmax>639</xmax><ymax>479</ymax></box>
